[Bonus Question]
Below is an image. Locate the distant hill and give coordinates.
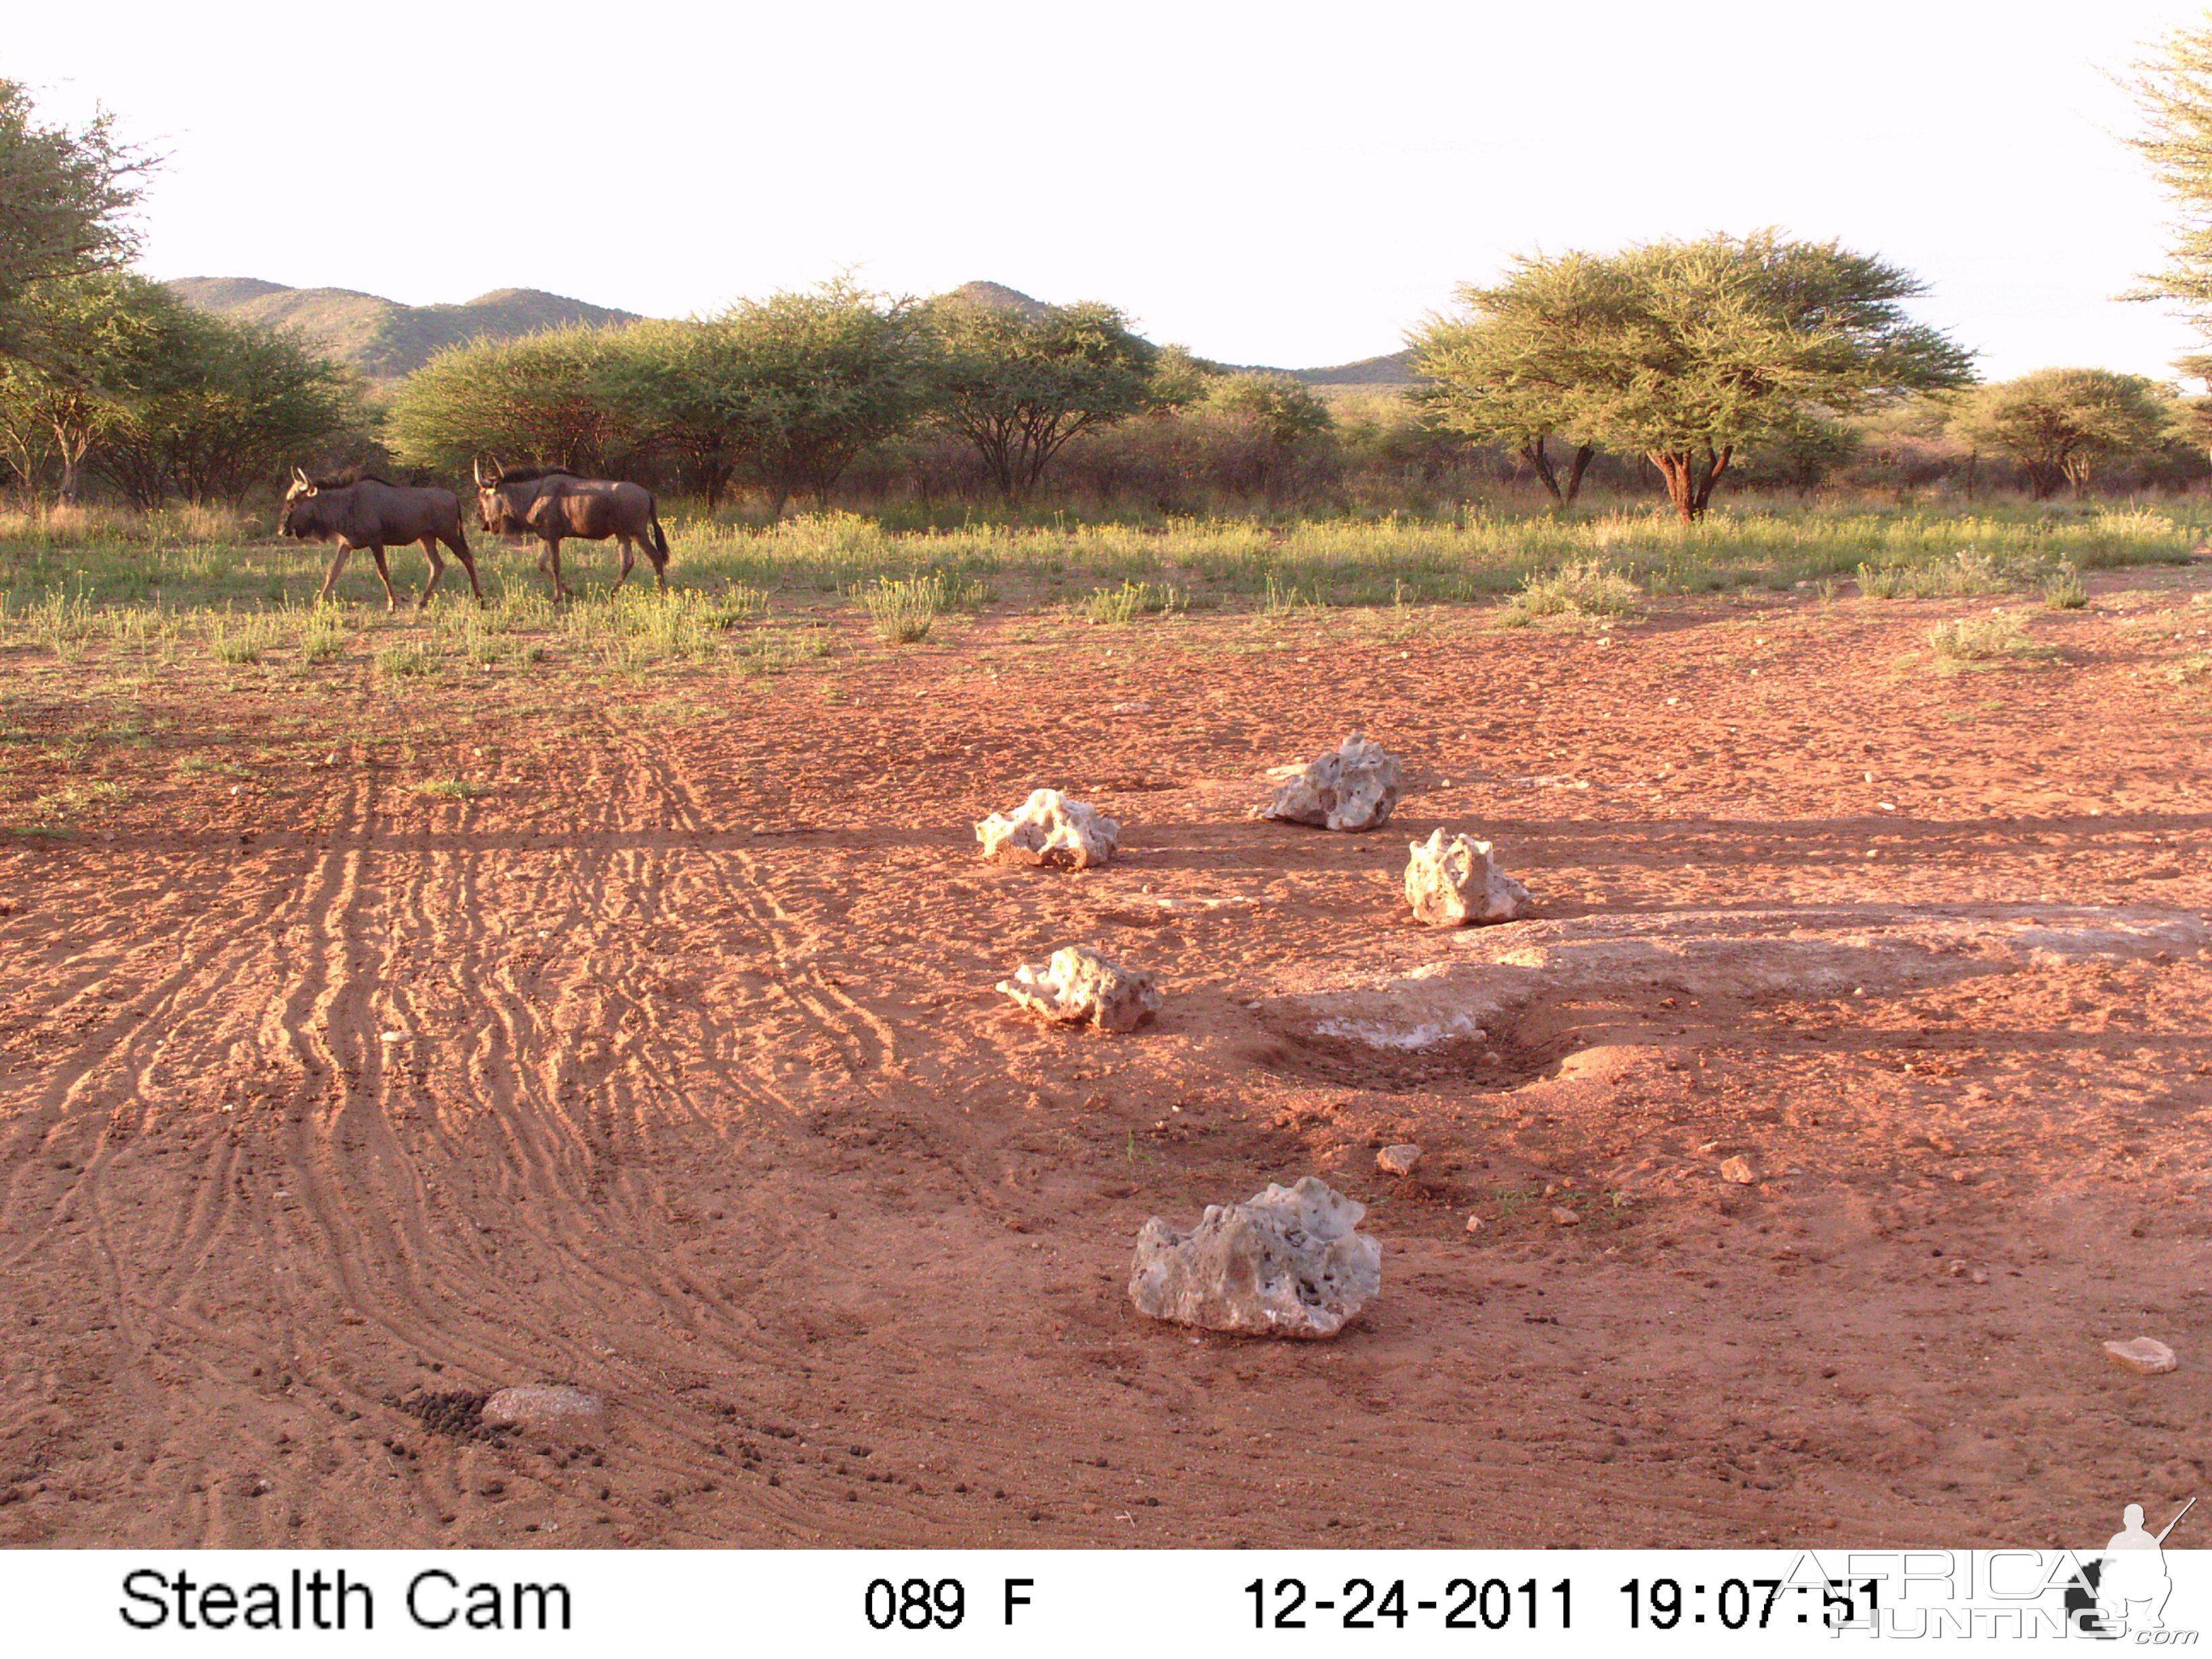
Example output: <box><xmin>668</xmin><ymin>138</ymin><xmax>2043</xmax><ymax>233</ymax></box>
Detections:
<box><xmin>935</xmin><ymin>280</ymin><xmax>1050</xmax><ymax>319</ymax></box>
<box><xmin>167</xmin><ymin>274</ymin><xmax>1414</xmax><ymax>389</ymax></box>
<box><xmin>164</xmin><ymin>279</ymin><xmax>642</xmax><ymax>381</ymax></box>
<box><xmin>1283</xmin><ymin>350</ymin><xmax>1417</xmax><ymax>388</ymax></box>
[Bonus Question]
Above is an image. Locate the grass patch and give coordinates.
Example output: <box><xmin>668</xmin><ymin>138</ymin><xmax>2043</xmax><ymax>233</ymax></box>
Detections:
<box><xmin>1497</xmin><ymin>558</ymin><xmax>1642</xmax><ymax>626</ymax></box>
<box><xmin>415</xmin><ymin>779</ymin><xmax>492</xmax><ymax>801</ymax></box>
<box><xmin>857</xmin><ymin>574</ymin><xmax>947</xmax><ymax>644</ymax></box>
<box><xmin>375</xmin><ymin>642</ymin><xmax>441</xmax><ymax>678</ymax></box>
<box><xmin>2041</xmin><ymin>561</ymin><xmax>2088</xmax><ymax>610</ymax></box>
<box><xmin>1928</xmin><ymin>609</ymin><xmax>2053</xmax><ymax>663</ymax></box>
<box><xmin>1077</xmin><ymin>579</ymin><xmax>1182</xmax><ymax>625</ymax></box>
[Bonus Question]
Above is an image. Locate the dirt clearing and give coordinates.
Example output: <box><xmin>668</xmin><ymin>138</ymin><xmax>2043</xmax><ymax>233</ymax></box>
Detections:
<box><xmin>2</xmin><ymin>571</ymin><xmax>2209</xmax><ymax>1549</ymax></box>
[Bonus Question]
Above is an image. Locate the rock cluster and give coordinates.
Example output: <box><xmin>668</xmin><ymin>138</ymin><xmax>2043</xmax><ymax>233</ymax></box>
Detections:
<box><xmin>998</xmin><ymin>945</ymin><xmax>1162</xmax><ymax>1032</ymax></box>
<box><xmin>1404</xmin><ymin>828</ymin><xmax>1532</xmax><ymax>926</ymax></box>
<box><xmin>975</xmin><ymin>789</ymin><xmax>1120</xmax><ymax>869</ymax></box>
<box><xmin>1127</xmin><ymin>1176</ymin><xmax>1381</xmax><ymax>1339</ymax></box>
<box><xmin>1259</xmin><ymin>734</ymin><xmax>1402</xmax><ymax>832</ymax></box>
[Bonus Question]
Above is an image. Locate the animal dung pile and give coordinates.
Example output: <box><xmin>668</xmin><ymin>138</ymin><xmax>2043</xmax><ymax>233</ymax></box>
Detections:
<box><xmin>1128</xmin><ymin>1176</ymin><xmax>1381</xmax><ymax>1339</ymax></box>
<box><xmin>1404</xmin><ymin>827</ymin><xmax>1532</xmax><ymax>926</ymax></box>
<box><xmin>998</xmin><ymin>945</ymin><xmax>1162</xmax><ymax>1032</ymax></box>
<box><xmin>975</xmin><ymin>788</ymin><xmax>1120</xmax><ymax>869</ymax></box>
<box><xmin>1258</xmin><ymin>733</ymin><xmax>1403</xmax><ymax>832</ymax></box>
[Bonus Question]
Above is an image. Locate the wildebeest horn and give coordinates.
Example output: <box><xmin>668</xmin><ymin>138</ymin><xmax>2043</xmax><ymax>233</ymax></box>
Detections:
<box><xmin>472</xmin><ymin>457</ymin><xmax>485</xmax><ymax>487</ymax></box>
<box><xmin>292</xmin><ymin>466</ymin><xmax>310</xmax><ymax>487</ymax></box>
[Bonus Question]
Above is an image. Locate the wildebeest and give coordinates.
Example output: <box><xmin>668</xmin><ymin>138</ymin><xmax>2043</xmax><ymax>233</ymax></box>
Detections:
<box><xmin>279</xmin><ymin>469</ymin><xmax>484</xmax><ymax>609</ymax></box>
<box><xmin>473</xmin><ymin>461</ymin><xmax>670</xmax><ymax>599</ymax></box>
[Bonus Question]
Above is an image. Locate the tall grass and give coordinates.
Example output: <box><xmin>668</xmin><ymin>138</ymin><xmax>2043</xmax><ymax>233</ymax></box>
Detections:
<box><xmin>1</xmin><ymin>501</ymin><xmax>2200</xmax><ymax>664</ymax></box>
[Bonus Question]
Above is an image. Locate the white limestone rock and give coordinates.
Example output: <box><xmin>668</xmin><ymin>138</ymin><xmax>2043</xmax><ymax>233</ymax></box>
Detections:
<box><xmin>1376</xmin><ymin>1143</ymin><xmax>1422</xmax><ymax>1176</ymax></box>
<box><xmin>976</xmin><ymin>789</ymin><xmax>1119</xmax><ymax>869</ymax></box>
<box><xmin>481</xmin><ymin>1385</ymin><xmax>606</xmax><ymax>1437</ymax></box>
<box><xmin>998</xmin><ymin>945</ymin><xmax>1162</xmax><ymax>1033</ymax></box>
<box><xmin>1128</xmin><ymin>1176</ymin><xmax>1380</xmax><ymax>1339</ymax></box>
<box><xmin>1404</xmin><ymin>827</ymin><xmax>1532</xmax><ymax>926</ymax></box>
<box><xmin>2104</xmin><ymin>1336</ymin><xmax>2179</xmax><ymax>1376</ymax></box>
<box><xmin>1259</xmin><ymin>734</ymin><xmax>1403</xmax><ymax>832</ymax></box>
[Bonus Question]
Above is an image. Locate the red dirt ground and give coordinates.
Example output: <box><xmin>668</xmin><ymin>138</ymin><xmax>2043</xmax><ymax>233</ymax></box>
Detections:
<box><xmin>1</xmin><ymin>569</ymin><xmax>2208</xmax><ymax>1549</ymax></box>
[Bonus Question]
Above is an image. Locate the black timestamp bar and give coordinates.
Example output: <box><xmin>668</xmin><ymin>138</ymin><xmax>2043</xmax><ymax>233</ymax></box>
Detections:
<box><xmin>1247</xmin><ymin>1576</ymin><xmax>1571</xmax><ymax>1631</ymax></box>
<box><xmin>1620</xmin><ymin>1576</ymin><xmax>1880</xmax><ymax>1631</ymax></box>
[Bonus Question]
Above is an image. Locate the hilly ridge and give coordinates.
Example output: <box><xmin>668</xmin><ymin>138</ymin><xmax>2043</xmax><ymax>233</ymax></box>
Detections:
<box><xmin>167</xmin><ymin>276</ymin><xmax>1414</xmax><ymax>387</ymax></box>
<box><xmin>164</xmin><ymin>279</ymin><xmax>642</xmax><ymax>381</ymax></box>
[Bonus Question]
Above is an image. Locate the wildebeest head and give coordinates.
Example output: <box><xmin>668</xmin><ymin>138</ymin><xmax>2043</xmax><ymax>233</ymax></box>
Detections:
<box><xmin>474</xmin><ymin>457</ymin><xmax>524</xmax><ymax>534</ymax></box>
<box><xmin>279</xmin><ymin>467</ymin><xmax>326</xmax><ymax>539</ymax></box>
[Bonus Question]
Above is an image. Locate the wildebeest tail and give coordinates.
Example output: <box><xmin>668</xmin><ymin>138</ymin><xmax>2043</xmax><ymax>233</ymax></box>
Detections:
<box><xmin>650</xmin><ymin>506</ymin><xmax>670</xmax><ymax>564</ymax></box>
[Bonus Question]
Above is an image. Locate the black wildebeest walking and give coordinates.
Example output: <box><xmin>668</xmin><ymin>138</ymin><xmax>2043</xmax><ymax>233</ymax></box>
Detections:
<box><xmin>279</xmin><ymin>469</ymin><xmax>484</xmax><ymax>609</ymax></box>
<box><xmin>473</xmin><ymin>461</ymin><xmax>670</xmax><ymax>599</ymax></box>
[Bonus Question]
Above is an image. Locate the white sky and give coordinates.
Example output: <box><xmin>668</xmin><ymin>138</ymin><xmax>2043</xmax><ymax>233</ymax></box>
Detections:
<box><xmin>9</xmin><ymin>0</ymin><xmax>2211</xmax><ymax>379</ymax></box>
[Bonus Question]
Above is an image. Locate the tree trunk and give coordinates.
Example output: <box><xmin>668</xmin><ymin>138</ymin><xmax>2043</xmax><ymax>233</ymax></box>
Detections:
<box><xmin>1650</xmin><ymin>447</ymin><xmax>1732</xmax><ymax>522</ymax></box>
<box><xmin>1563</xmin><ymin>443</ymin><xmax>1594</xmax><ymax>507</ymax></box>
<box><xmin>1521</xmin><ymin>436</ymin><xmax>1563</xmax><ymax>504</ymax></box>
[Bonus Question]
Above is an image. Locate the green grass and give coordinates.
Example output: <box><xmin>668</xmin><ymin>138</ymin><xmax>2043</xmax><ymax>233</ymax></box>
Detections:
<box><xmin>1927</xmin><ymin>609</ymin><xmax>2053</xmax><ymax>663</ymax></box>
<box><xmin>415</xmin><ymin>779</ymin><xmax>492</xmax><ymax>800</ymax></box>
<box><xmin>1496</xmin><ymin>557</ymin><xmax>1643</xmax><ymax>626</ymax></box>
<box><xmin>857</xmin><ymin>573</ymin><xmax>947</xmax><ymax>644</ymax></box>
<box><xmin>1</xmin><ymin>500</ymin><xmax>2201</xmax><ymax>670</ymax></box>
<box><xmin>1076</xmin><ymin>579</ymin><xmax>1182</xmax><ymax>624</ymax></box>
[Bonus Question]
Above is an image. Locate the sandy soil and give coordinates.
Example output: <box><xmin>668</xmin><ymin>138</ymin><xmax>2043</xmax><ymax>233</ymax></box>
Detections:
<box><xmin>2</xmin><ymin>568</ymin><xmax>2209</xmax><ymax>1550</ymax></box>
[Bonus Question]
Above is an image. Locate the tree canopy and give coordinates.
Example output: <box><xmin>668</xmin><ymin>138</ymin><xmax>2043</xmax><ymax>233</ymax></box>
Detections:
<box><xmin>2125</xmin><ymin>20</ymin><xmax>2212</xmax><ymax>325</ymax></box>
<box><xmin>679</xmin><ymin>281</ymin><xmax>936</xmax><ymax>515</ymax></box>
<box><xmin>926</xmin><ymin>298</ymin><xmax>1162</xmax><ymax>498</ymax></box>
<box><xmin>0</xmin><ymin>79</ymin><xmax>148</xmax><ymax>367</ymax></box>
<box><xmin>388</xmin><ymin>327</ymin><xmax>640</xmax><ymax>476</ymax></box>
<box><xmin>1411</xmin><ymin>232</ymin><xmax>1975</xmax><ymax>520</ymax></box>
<box><xmin>1947</xmin><ymin>368</ymin><xmax>2172</xmax><ymax>499</ymax></box>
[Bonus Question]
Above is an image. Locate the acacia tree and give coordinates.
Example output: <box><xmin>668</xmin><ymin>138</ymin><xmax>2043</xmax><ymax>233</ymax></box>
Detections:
<box><xmin>2125</xmin><ymin>21</ymin><xmax>2212</xmax><ymax>323</ymax></box>
<box><xmin>1417</xmin><ymin>234</ymin><xmax>1974</xmax><ymax>522</ymax></box>
<box><xmin>1410</xmin><ymin>252</ymin><xmax>1620</xmax><ymax>506</ymax></box>
<box><xmin>0</xmin><ymin>272</ymin><xmax>163</xmax><ymax>503</ymax></box>
<box><xmin>85</xmin><ymin>288</ymin><xmax>359</xmax><ymax>506</ymax></box>
<box><xmin>388</xmin><ymin>327</ymin><xmax>640</xmax><ymax>475</ymax></box>
<box><xmin>692</xmin><ymin>281</ymin><xmax>937</xmax><ymax>516</ymax></box>
<box><xmin>1947</xmin><ymin>368</ymin><xmax>2171</xmax><ymax>498</ymax></box>
<box><xmin>928</xmin><ymin>299</ymin><xmax>1161</xmax><ymax>498</ymax></box>
<box><xmin>0</xmin><ymin>79</ymin><xmax>148</xmax><ymax>367</ymax></box>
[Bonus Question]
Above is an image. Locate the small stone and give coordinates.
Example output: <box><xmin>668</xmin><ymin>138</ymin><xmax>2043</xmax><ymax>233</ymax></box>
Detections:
<box><xmin>1463</xmin><ymin>1214</ymin><xmax>1484</xmax><ymax>1233</ymax></box>
<box><xmin>1945</xmin><ymin>1258</ymin><xmax>1969</xmax><ymax>1277</ymax></box>
<box><xmin>1376</xmin><ymin>1143</ymin><xmax>1422</xmax><ymax>1176</ymax></box>
<box><xmin>1404</xmin><ymin>827</ymin><xmax>1532</xmax><ymax>926</ymax></box>
<box><xmin>481</xmin><ymin>1385</ymin><xmax>607</xmax><ymax>1435</ymax></box>
<box><xmin>1128</xmin><ymin>1176</ymin><xmax>1380</xmax><ymax>1339</ymax></box>
<box><xmin>1258</xmin><ymin>733</ymin><xmax>1403</xmax><ymax>832</ymax></box>
<box><xmin>975</xmin><ymin>789</ymin><xmax>1119</xmax><ymax>869</ymax></box>
<box><xmin>1719</xmin><ymin>1156</ymin><xmax>1757</xmax><ymax>1185</ymax></box>
<box><xmin>1550</xmin><ymin>1206</ymin><xmax>1580</xmax><ymax>1226</ymax></box>
<box><xmin>2103</xmin><ymin>1337</ymin><xmax>2178</xmax><ymax>1376</ymax></box>
<box><xmin>1970</xmin><ymin>1269</ymin><xmax>1988</xmax><ymax>1285</ymax></box>
<box><xmin>999</xmin><ymin>945</ymin><xmax>1162</xmax><ymax>1033</ymax></box>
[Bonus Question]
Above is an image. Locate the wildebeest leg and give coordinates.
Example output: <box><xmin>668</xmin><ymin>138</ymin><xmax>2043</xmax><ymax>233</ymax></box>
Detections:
<box><xmin>316</xmin><ymin>543</ymin><xmax>354</xmax><ymax>604</ymax></box>
<box><xmin>418</xmin><ymin>535</ymin><xmax>447</xmax><ymax>608</ymax></box>
<box><xmin>543</xmin><ymin>537</ymin><xmax>576</xmax><ymax>600</ymax></box>
<box><xmin>368</xmin><ymin>546</ymin><xmax>401</xmax><ymax>613</ymax></box>
<box><xmin>447</xmin><ymin>532</ymin><xmax>485</xmax><ymax>607</ymax></box>
<box><xmin>611</xmin><ymin>535</ymin><xmax>636</xmax><ymax>592</ymax></box>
